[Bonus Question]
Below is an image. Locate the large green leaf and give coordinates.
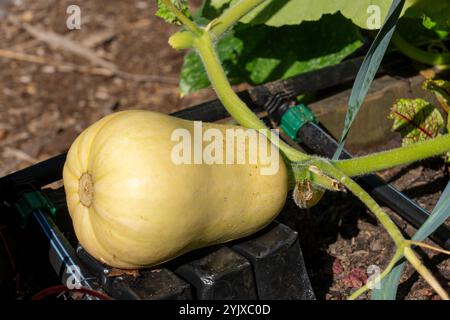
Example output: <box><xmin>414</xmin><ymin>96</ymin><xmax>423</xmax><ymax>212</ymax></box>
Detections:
<box><xmin>396</xmin><ymin>18</ymin><xmax>447</xmax><ymax>45</ymax></box>
<box><xmin>236</xmin><ymin>0</ymin><xmax>415</xmax><ymax>29</ymax></box>
<box><xmin>202</xmin><ymin>0</ymin><xmax>450</xmax><ymax>31</ymax></box>
<box><xmin>179</xmin><ymin>13</ymin><xmax>363</xmax><ymax>94</ymax></box>
<box><xmin>372</xmin><ymin>181</ymin><xmax>450</xmax><ymax>300</ymax></box>
<box><xmin>403</xmin><ymin>0</ymin><xmax>450</xmax><ymax>32</ymax></box>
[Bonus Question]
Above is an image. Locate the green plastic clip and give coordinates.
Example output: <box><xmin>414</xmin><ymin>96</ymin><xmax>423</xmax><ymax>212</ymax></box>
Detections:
<box><xmin>280</xmin><ymin>104</ymin><xmax>317</xmax><ymax>142</ymax></box>
<box><xmin>14</xmin><ymin>191</ymin><xmax>56</xmax><ymax>229</ymax></box>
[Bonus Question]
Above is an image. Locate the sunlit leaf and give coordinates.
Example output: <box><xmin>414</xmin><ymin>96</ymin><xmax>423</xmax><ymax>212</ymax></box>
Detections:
<box><xmin>388</xmin><ymin>98</ymin><xmax>444</xmax><ymax>146</ymax></box>
<box><xmin>179</xmin><ymin>13</ymin><xmax>363</xmax><ymax>94</ymax></box>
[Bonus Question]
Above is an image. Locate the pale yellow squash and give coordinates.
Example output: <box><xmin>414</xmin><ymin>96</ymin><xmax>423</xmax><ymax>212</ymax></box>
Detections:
<box><xmin>63</xmin><ymin>110</ymin><xmax>288</xmax><ymax>269</ymax></box>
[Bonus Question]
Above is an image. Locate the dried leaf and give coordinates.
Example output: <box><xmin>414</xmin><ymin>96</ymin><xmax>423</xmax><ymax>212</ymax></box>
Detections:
<box><xmin>332</xmin><ymin>259</ymin><xmax>344</xmax><ymax>275</ymax></box>
<box><xmin>108</xmin><ymin>268</ymin><xmax>140</xmax><ymax>278</ymax></box>
<box><xmin>0</xmin><ymin>128</ymin><xmax>8</xmax><ymax>141</ymax></box>
<box><xmin>341</xmin><ymin>268</ymin><xmax>368</xmax><ymax>288</ymax></box>
<box><xmin>388</xmin><ymin>98</ymin><xmax>444</xmax><ymax>146</ymax></box>
<box><xmin>292</xmin><ymin>180</ymin><xmax>324</xmax><ymax>209</ymax></box>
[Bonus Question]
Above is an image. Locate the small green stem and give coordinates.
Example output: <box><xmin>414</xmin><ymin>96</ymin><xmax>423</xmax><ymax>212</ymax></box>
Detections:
<box><xmin>333</xmin><ymin>134</ymin><xmax>450</xmax><ymax>177</ymax></box>
<box><xmin>349</xmin><ymin>245</ymin><xmax>450</xmax><ymax>300</ymax></box>
<box><xmin>392</xmin><ymin>32</ymin><xmax>450</xmax><ymax>66</ymax></box>
<box><xmin>408</xmin><ymin>240</ymin><xmax>450</xmax><ymax>255</ymax></box>
<box><xmin>317</xmin><ymin>159</ymin><xmax>449</xmax><ymax>299</ymax></box>
<box><xmin>194</xmin><ymin>32</ymin><xmax>310</xmax><ymax>162</ymax></box>
<box><xmin>348</xmin><ymin>249</ymin><xmax>403</xmax><ymax>300</ymax></box>
<box><xmin>209</xmin><ymin>0</ymin><xmax>265</xmax><ymax>39</ymax></box>
<box><xmin>403</xmin><ymin>247</ymin><xmax>449</xmax><ymax>300</ymax></box>
<box><xmin>315</xmin><ymin>159</ymin><xmax>405</xmax><ymax>245</ymax></box>
<box><xmin>161</xmin><ymin>0</ymin><xmax>202</xmax><ymax>35</ymax></box>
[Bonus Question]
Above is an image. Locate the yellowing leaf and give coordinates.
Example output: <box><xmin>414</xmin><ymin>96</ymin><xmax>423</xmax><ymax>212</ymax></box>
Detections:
<box><xmin>388</xmin><ymin>98</ymin><xmax>444</xmax><ymax>146</ymax></box>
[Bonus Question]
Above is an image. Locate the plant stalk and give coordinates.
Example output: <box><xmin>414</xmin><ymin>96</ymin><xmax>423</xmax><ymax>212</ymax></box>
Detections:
<box><xmin>317</xmin><ymin>159</ymin><xmax>449</xmax><ymax>300</ymax></box>
<box><xmin>333</xmin><ymin>134</ymin><xmax>450</xmax><ymax>177</ymax></box>
<box><xmin>314</xmin><ymin>159</ymin><xmax>405</xmax><ymax>245</ymax></box>
<box><xmin>392</xmin><ymin>32</ymin><xmax>450</xmax><ymax>66</ymax></box>
<box><xmin>161</xmin><ymin>0</ymin><xmax>202</xmax><ymax>35</ymax></box>
<box><xmin>403</xmin><ymin>247</ymin><xmax>449</xmax><ymax>300</ymax></box>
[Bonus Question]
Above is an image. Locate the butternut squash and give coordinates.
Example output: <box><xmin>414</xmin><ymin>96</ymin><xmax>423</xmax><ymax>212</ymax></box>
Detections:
<box><xmin>63</xmin><ymin>110</ymin><xmax>288</xmax><ymax>269</ymax></box>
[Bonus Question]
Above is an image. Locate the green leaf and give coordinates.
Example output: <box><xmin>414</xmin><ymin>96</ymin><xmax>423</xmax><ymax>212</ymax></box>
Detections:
<box><xmin>396</xmin><ymin>18</ymin><xmax>446</xmax><ymax>45</ymax></box>
<box><xmin>199</xmin><ymin>0</ymin><xmax>234</xmax><ymax>19</ymax></box>
<box><xmin>388</xmin><ymin>98</ymin><xmax>444</xmax><ymax>146</ymax></box>
<box><xmin>403</xmin><ymin>0</ymin><xmax>450</xmax><ymax>32</ymax></box>
<box><xmin>448</xmin><ymin>113</ymin><xmax>450</xmax><ymax>132</ymax></box>
<box><xmin>198</xmin><ymin>0</ymin><xmax>450</xmax><ymax>32</ymax></box>
<box><xmin>239</xmin><ymin>0</ymin><xmax>421</xmax><ymax>30</ymax></box>
<box><xmin>423</xmin><ymin>79</ymin><xmax>450</xmax><ymax>112</ymax></box>
<box><xmin>179</xmin><ymin>13</ymin><xmax>363</xmax><ymax>94</ymax></box>
<box><xmin>156</xmin><ymin>0</ymin><xmax>191</xmax><ymax>25</ymax></box>
<box><xmin>372</xmin><ymin>181</ymin><xmax>450</xmax><ymax>300</ymax></box>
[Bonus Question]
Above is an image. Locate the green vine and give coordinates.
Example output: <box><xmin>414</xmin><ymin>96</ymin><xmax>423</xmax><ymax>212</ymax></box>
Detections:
<box><xmin>333</xmin><ymin>134</ymin><xmax>450</xmax><ymax>177</ymax></box>
<box><xmin>162</xmin><ymin>0</ymin><xmax>450</xmax><ymax>300</ymax></box>
<box><xmin>392</xmin><ymin>32</ymin><xmax>450</xmax><ymax>66</ymax></box>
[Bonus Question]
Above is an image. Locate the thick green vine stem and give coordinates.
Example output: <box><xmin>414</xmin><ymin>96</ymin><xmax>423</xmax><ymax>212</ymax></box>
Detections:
<box><xmin>313</xmin><ymin>159</ymin><xmax>405</xmax><ymax>245</ymax></box>
<box><xmin>392</xmin><ymin>32</ymin><xmax>450</xmax><ymax>66</ymax></box>
<box><xmin>333</xmin><ymin>134</ymin><xmax>450</xmax><ymax>177</ymax></box>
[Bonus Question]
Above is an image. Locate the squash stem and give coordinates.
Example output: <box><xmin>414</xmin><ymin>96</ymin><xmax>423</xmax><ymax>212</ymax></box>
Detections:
<box><xmin>160</xmin><ymin>0</ymin><xmax>202</xmax><ymax>35</ymax></box>
<box><xmin>314</xmin><ymin>159</ymin><xmax>405</xmax><ymax>245</ymax></box>
<box><xmin>392</xmin><ymin>32</ymin><xmax>450</xmax><ymax>66</ymax></box>
<box><xmin>333</xmin><ymin>134</ymin><xmax>450</xmax><ymax>177</ymax></box>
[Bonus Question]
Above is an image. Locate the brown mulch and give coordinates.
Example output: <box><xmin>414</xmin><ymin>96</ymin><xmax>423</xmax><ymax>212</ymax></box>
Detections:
<box><xmin>0</xmin><ymin>0</ymin><xmax>214</xmax><ymax>177</ymax></box>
